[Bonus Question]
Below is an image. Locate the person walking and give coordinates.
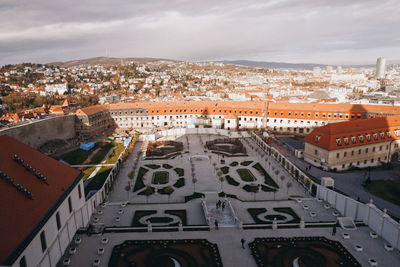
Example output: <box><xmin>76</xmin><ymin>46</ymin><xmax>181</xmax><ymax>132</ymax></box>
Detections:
<box><xmin>332</xmin><ymin>224</ymin><xmax>337</xmax><ymax>236</ymax></box>
<box><xmin>215</xmin><ymin>220</ymin><xmax>219</xmax><ymax>230</ymax></box>
<box><xmin>241</xmin><ymin>238</ymin><xmax>246</xmax><ymax>249</ymax></box>
<box><xmin>222</xmin><ymin>201</ymin><xmax>226</xmax><ymax>211</ymax></box>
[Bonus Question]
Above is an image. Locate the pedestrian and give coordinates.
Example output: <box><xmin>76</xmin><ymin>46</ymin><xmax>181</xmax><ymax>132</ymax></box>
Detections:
<box><xmin>241</xmin><ymin>238</ymin><xmax>246</xmax><ymax>249</ymax></box>
<box><xmin>222</xmin><ymin>201</ymin><xmax>226</xmax><ymax>211</ymax></box>
<box><xmin>215</xmin><ymin>220</ymin><xmax>219</xmax><ymax>230</ymax></box>
<box><xmin>332</xmin><ymin>224</ymin><xmax>337</xmax><ymax>236</ymax></box>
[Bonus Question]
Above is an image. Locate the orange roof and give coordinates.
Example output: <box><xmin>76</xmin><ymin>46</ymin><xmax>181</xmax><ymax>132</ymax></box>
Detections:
<box><xmin>0</xmin><ymin>135</ymin><xmax>81</xmax><ymax>264</ymax></box>
<box><xmin>305</xmin><ymin>115</ymin><xmax>400</xmax><ymax>150</ymax></box>
<box><xmin>75</xmin><ymin>101</ymin><xmax>400</xmax><ymax>119</ymax></box>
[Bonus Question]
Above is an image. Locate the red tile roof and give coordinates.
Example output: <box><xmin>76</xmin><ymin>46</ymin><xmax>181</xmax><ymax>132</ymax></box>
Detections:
<box><xmin>0</xmin><ymin>135</ymin><xmax>81</xmax><ymax>264</ymax></box>
<box><xmin>305</xmin><ymin>115</ymin><xmax>400</xmax><ymax>150</ymax></box>
<box><xmin>76</xmin><ymin>101</ymin><xmax>400</xmax><ymax>118</ymax></box>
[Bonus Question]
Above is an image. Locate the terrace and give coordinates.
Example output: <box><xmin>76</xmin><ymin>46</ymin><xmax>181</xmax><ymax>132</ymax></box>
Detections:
<box><xmin>59</xmin><ymin>130</ymin><xmax>400</xmax><ymax>267</ymax></box>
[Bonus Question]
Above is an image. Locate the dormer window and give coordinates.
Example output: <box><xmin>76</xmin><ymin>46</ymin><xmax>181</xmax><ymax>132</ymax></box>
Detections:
<box><xmin>380</xmin><ymin>132</ymin><xmax>385</xmax><ymax>139</ymax></box>
<box><xmin>386</xmin><ymin>131</ymin><xmax>391</xmax><ymax>138</ymax></box>
<box><xmin>366</xmin><ymin>134</ymin><xmax>371</xmax><ymax>142</ymax></box>
<box><xmin>343</xmin><ymin>137</ymin><xmax>349</xmax><ymax>145</ymax></box>
<box><xmin>350</xmin><ymin>136</ymin><xmax>356</xmax><ymax>144</ymax></box>
<box><xmin>314</xmin><ymin>135</ymin><xmax>321</xmax><ymax>143</ymax></box>
<box><xmin>336</xmin><ymin>138</ymin><xmax>342</xmax><ymax>146</ymax></box>
<box><xmin>394</xmin><ymin>129</ymin><xmax>400</xmax><ymax>137</ymax></box>
<box><xmin>373</xmin><ymin>133</ymin><xmax>378</xmax><ymax>140</ymax></box>
<box><xmin>358</xmin><ymin>135</ymin><xmax>364</xmax><ymax>143</ymax></box>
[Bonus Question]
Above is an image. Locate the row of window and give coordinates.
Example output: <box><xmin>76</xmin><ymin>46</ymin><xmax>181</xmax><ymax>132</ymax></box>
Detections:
<box><xmin>333</xmin><ymin>131</ymin><xmax>396</xmax><ymax>146</ymax></box>
<box><xmin>20</xmin><ymin>185</ymin><xmax>82</xmax><ymax>267</ymax></box>
<box><xmin>328</xmin><ymin>145</ymin><xmax>390</xmax><ymax>158</ymax></box>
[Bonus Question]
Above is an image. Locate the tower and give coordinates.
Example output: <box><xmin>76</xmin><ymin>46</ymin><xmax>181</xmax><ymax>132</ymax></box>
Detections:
<box><xmin>376</xmin><ymin>57</ymin><xmax>386</xmax><ymax>79</ymax></box>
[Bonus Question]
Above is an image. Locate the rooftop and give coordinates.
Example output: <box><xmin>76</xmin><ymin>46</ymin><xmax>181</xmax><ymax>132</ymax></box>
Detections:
<box><xmin>0</xmin><ymin>135</ymin><xmax>81</xmax><ymax>264</ymax></box>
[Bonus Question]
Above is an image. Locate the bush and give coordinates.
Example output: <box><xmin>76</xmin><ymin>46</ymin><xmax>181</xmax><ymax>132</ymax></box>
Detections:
<box><xmin>173</xmin><ymin>178</ymin><xmax>185</xmax><ymax>188</ymax></box>
<box><xmin>230</xmin><ymin>161</ymin><xmax>238</xmax><ymax>167</ymax></box>
<box><xmin>220</xmin><ymin>166</ymin><xmax>229</xmax><ymax>174</ymax></box>
<box><xmin>138</xmin><ymin>186</ymin><xmax>154</xmax><ymax>196</ymax></box>
<box><xmin>159</xmin><ymin>186</ymin><xmax>174</xmax><ymax>195</ymax></box>
<box><xmin>240</xmin><ymin>161</ymin><xmax>253</xmax><ymax>166</ymax></box>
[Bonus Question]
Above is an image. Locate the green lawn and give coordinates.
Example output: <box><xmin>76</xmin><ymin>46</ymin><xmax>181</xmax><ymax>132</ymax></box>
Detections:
<box><xmin>90</xmin><ymin>143</ymin><xmax>114</xmax><ymax>164</ymax></box>
<box><xmin>82</xmin><ymin>166</ymin><xmax>97</xmax><ymax>180</ymax></box>
<box><xmin>237</xmin><ymin>168</ymin><xmax>256</xmax><ymax>182</ymax></box>
<box><xmin>59</xmin><ymin>144</ymin><xmax>97</xmax><ymax>165</ymax></box>
<box><xmin>152</xmin><ymin>171</ymin><xmax>169</xmax><ymax>184</ymax></box>
<box><xmin>105</xmin><ymin>143</ymin><xmax>125</xmax><ymax>164</ymax></box>
<box><xmin>364</xmin><ymin>180</ymin><xmax>400</xmax><ymax>206</ymax></box>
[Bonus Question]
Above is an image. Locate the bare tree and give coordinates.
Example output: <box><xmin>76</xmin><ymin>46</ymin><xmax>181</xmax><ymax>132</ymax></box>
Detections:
<box><xmin>280</xmin><ymin>175</ymin><xmax>285</xmax><ymax>186</ymax></box>
<box><xmin>219</xmin><ymin>175</ymin><xmax>225</xmax><ymax>191</ymax></box>
<box><xmin>192</xmin><ymin>178</ymin><xmax>198</xmax><ymax>192</ymax></box>
<box><xmin>286</xmin><ymin>182</ymin><xmax>293</xmax><ymax>196</ymax></box>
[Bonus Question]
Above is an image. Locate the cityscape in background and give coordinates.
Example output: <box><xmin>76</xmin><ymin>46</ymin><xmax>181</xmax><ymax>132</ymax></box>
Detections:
<box><xmin>1</xmin><ymin>0</ymin><xmax>400</xmax><ymax>267</ymax></box>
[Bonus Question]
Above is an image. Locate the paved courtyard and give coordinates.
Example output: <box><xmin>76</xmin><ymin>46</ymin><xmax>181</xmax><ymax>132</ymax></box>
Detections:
<box><xmin>60</xmin><ymin>133</ymin><xmax>400</xmax><ymax>267</ymax></box>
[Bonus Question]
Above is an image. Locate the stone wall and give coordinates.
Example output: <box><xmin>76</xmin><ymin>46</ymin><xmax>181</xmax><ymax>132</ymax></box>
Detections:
<box><xmin>0</xmin><ymin>115</ymin><xmax>76</xmax><ymax>149</ymax></box>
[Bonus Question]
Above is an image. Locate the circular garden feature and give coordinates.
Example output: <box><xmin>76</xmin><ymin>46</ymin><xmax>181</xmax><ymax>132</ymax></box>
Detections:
<box><xmin>108</xmin><ymin>239</ymin><xmax>223</xmax><ymax>267</ymax></box>
<box><xmin>249</xmin><ymin>236</ymin><xmax>361</xmax><ymax>267</ymax></box>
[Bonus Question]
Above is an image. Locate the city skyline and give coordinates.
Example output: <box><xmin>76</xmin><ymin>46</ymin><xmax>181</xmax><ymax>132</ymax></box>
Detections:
<box><xmin>1</xmin><ymin>0</ymin><xmax>400</xmax><ymax>66</ymax></box>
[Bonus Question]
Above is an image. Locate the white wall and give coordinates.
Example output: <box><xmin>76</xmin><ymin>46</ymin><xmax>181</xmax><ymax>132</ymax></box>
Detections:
<box><xmin>12</xmin><ymin>182</ymin><xmax>86</xmax><ymax>267</ymax></box>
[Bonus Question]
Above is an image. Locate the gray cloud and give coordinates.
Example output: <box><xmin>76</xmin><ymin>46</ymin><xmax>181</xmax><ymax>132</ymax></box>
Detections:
<box><xmin>0</xmin><ymin>0</ymin><xmax>399</xmax><ymax>65</ymax></box>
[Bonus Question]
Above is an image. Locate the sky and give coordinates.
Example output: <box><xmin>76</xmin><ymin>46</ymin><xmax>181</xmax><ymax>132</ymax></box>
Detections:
<box><xmin>1</xmin><ymin>0</ymin><xmax>400</xmax><ymax>66</ymax></box>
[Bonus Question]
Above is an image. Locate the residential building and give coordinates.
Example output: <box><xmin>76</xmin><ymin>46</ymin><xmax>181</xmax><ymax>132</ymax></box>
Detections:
<box><xmin>304</xmin><ymin>115</ymin><xmax>400</xmax><ymax>171</ymax></box>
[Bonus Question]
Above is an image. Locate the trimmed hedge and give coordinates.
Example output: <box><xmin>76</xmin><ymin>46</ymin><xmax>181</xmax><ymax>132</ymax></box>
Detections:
<box><xmin>225</xmin><ymin>175</ymin><xmax>240</xmax><ymax>186</ymax></box>
<box><xmin>218</xmin><ymin>192</ymin><xmax>238</xmax><ymax>199</ymax></box>
<box><xmin>253</xmin><ymin>163</ymin><xmax>279</xmax><ymax>188</ymax></box>
<box><xmin>165</xmin><ymin>210</ymin><xmax>188</xmax><ymax>225</ymax></box>
<box><xmin>145</xmin><ymin>164</ymin><xmax>161</xmax><ymax>169</ymax></box>
<box><xmin>184</xmin><ymin>192</ymin><xmax>205</xmax><ymax>202</ymax></box>
<box><xmin>173</xmin><ymin>178</ymin><xmax>185</xmax><ymax>188</ymax></box>
<box><xmin>133</xmin><ymin>167</ymin><xmax>148</xmax><ymax>192</ymax></box>
<box><xmin>163</xmin><ymin>164</ymin><xmax>173</xmax><ymax>169</ymax></box>
<box><xmin>174</xmin><ymin>168</ymin><xmax>185</xmax><ymax>177</ymax></box>
<box><xmin>240</xmin><ymin>161</ymin><xmax>253</xmax><ymax>166</ymax></box>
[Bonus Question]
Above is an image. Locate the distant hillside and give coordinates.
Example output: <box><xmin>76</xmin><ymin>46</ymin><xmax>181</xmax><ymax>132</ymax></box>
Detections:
<box><xmin>48</xmin><ymin>57</ymin><xmax>178</xmax><ymax>67</ymax></box>
<box><xmin>217</xmin><ymin>60</ymin><xmax>329</xmax><ymax>70</ymax></box>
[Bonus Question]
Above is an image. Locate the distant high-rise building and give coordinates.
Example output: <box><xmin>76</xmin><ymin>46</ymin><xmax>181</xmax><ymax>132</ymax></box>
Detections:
<box><xmin>376</xmin><ymin>57</ymin><xmax>386</xmax><ymax>79</ymax></box>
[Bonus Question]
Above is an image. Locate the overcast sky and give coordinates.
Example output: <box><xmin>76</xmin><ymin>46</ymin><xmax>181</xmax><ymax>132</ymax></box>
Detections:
<box><xmin>1</xmin><ymin>0</ymin><xmax>399</xmax><ymax>66</ymax></box>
